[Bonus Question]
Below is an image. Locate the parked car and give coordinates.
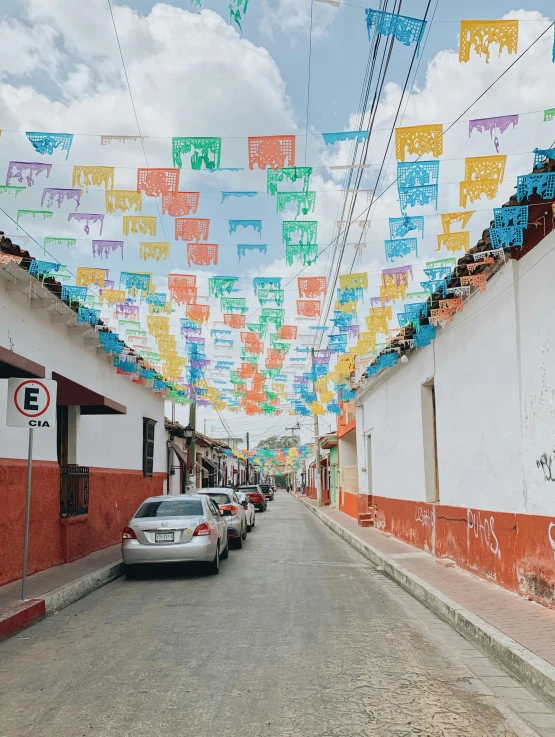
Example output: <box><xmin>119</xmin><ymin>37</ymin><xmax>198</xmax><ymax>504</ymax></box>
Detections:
<box><xmin>122</xmin><ymin>494</ymin><xmax>228</xmax><ymax>576</ymax></box>
<box><xmin>238</xmin><ymin>484</ymin><xmax>267</xmax><ymax>512</ymax></box>
<box><xmin>259</xmin><ymin>483</ymin><xmax>274</xmax><ymax>501</ymax></box>
<box><xmin>196</xmin><ymin>488</ymin><xmax>248</xmax><ymax>548</ymax></box>
<box><xmin>235</xmin><ymin>490</ymin><xmax>256</xmax><ymax>531</ymax></box>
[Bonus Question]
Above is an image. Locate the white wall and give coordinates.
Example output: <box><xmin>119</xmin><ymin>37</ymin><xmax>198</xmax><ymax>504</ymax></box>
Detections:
<box><xmin>357</xmin><ymin>345</ymin><xmax>434</xmax><ymax>502</ymax></box>
<box><xmin>517</xmin><ymin>231</ymin><xmax>555</xmax><ymax>515</ymax></box>
<box><xmin>356</xmin><ymin>228</ymin><xmax>555</xmax><ymax>517</ymax></box>
<box><xmin>434</xmin><ymin>263</ymin><xmax>523</xmax><ymax>511</ymax></box>
<box><xmin>0</xmin><ymin>279</ymin><xmax>166</xmax><ymax>472</ymax></box>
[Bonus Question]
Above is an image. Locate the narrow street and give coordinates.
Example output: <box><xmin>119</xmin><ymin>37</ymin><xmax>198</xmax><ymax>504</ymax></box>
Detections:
<box><xmin>0</xmin><ymin>493</ymin><xmax>552</xmax><ymax>737</ymax></box>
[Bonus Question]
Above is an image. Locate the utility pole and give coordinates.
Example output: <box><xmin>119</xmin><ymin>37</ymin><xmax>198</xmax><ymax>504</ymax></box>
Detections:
<box><xmin>246</xmin><ymin>432</ymin><xmax>250</xmax><ymax>484</ymax></box>
<box><xmin>312</xmin><ymin>348</ymin><xmax>323</xmax><ymax>507</ymax></box>
<box><xmin>188</xmin><ymin>402</ymin><xmax>196</xmax><ymax>489</ymax></box>
<box><xmin>285</xmin><ymin>422</ymin><xmax>300</xmax><ymax>491</ymax></box>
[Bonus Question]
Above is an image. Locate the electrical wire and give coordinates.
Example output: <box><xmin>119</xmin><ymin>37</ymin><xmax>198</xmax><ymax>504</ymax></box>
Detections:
<box><xmin>106</xmin><ymin>0</ymin><xmax>173</xmax><ymax>268</ymax></box>
<box><xmin>304</xmin><ymin>0</ymin><xmax>315</xmax><ymax>165</ymax></box>
<box><xmin>316</xmin><ymin>15</ymin><xmax>554</xmax><ymax>356</ymax></box>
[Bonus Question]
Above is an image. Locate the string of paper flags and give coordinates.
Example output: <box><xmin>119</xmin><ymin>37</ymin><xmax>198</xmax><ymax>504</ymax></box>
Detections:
<box><xmin>1</xmin><ymin>10</ymin><xmax>554</xmax><ymax>418</ymax></box>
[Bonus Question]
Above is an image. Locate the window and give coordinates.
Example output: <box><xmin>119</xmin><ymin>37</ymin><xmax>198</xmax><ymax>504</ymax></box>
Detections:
<box><xmin>142</xmin><ymin>418</ymin><xmax>156</xmax><ymax>477</ymax></box>
<box><xmin>208</xmin><ymin>500</ymin><xmax>221</xmax><ymax>519</ymax></box>
<box><xmin>206</xmin><ymin>493</ymin><xmax>231</xmax><ymax>506</ymax></box>
<box><xmin>134</xmin><ymin>499</ymin><xmax>203</xmax><ymax>518</ymax></box>
<box><xmin>422</xmin><ymin>380</ymin><xmax>439</xmax><ymax>502</ymax></box>
<box><xmin>366</xmin><ymin>435</ymin><xmax>373</xmax><ymax>495</ymax></box>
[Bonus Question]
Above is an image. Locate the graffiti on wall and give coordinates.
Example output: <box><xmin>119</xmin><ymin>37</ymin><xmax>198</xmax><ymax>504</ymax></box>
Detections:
<box><xmin>415</xmin><ymin>505</ymin><xmax>435</xmax><ymax>531</ymax></box>
<box><xmin>467</xmin><ymin>508</ymin><xmax>500</xmax><ymax>558</ymax></box>
<box><xmin>537</xmin><ymin>451</ymin><xmax>555</xmax><ymax>482</ymax></box>
<box><xmin>375</xmin><ymin>509</ymin><xmax>386</xmax><ymax>530</ymax></box>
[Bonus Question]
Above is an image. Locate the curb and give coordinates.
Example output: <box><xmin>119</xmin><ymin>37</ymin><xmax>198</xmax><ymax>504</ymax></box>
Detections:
<box><xmin>299</xmin><ymin>497</ymin><xmax>555</xmax><ymax>707</ymax></box>
<box><xmin>0</xmin><ymin>560</ymin><xmax>124</xmax><ymax>642</ymax></box>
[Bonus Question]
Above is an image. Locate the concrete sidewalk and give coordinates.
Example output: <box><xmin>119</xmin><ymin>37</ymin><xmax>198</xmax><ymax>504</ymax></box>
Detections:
<box><xmin>299</xmin><ymin>496</ymin><xmax>555</xmax><ymax>706</ymax></box>
<box><xmin>0</xmin><ymin>545</ymin><xmax>122</xmax><ymax>640</ymax></box>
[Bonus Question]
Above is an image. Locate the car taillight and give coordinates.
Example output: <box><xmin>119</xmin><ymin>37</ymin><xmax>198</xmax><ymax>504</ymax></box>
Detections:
<box><xmin>122</xmin><ymin>526</ymin><xmax>137</xmax><ymax>539</ymax></box>
<box><xmin>220</xmin><ymin>504</ymin><xmax>239</xmax><ymax>515</ymax></box>
<box><xmin>193</xmin><ymin>522</ymin><xmax>211</xmax><ymax>536</ymax></box>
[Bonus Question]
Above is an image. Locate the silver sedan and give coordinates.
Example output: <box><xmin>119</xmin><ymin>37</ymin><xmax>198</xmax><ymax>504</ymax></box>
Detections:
<box><xmin>122</xmin><ymin>494</ymin><xmax>228</xmax><ymax>576</ymax></box>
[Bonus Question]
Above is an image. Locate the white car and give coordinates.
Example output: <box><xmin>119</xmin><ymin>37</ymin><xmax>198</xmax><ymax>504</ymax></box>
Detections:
<box><xmin>235</xmin><ymin>490</ymin><xmax>256</xmax><ymax>531</ymax></box>
<box><xmin>196</xmin><ymin>488</ymin><xmax>248</xmax><ymax>548</ymax></box>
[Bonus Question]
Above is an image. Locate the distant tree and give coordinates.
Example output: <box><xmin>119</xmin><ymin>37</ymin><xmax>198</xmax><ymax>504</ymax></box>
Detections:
<box><xmin>257</xmin><ymin>434</ymin><xmax>299</xmax><ymax>450</ymax></box>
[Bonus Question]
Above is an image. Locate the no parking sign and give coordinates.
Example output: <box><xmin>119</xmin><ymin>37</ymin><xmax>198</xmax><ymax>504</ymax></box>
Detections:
<box><xmin>6</xmin><ymin>378</ymin><xmax>57</xmax><ymax>429</ymax></box>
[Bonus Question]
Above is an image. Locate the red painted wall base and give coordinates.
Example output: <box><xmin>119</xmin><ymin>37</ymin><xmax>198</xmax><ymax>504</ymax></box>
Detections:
<box><xmin>373</xmin><ymin>495</ymin><xmax>555</xmax><ymax>609</ymax></box>
<box><xmin>340</xmin><ymin>490</ymin><xmax>358</xmax><ymax>519</ymax></box>
<box><xmin>0</xmin><ymin>459</ymin><xmax>165</xmax><ymax>587</ymax></box>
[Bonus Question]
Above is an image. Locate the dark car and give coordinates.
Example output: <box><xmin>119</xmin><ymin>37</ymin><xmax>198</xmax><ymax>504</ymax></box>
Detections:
<box><xmin>259</xmin><ymin>483</ymin><xmax>274</xmax><ymax>502</ymax></box>
<box><xmin>238</xmin><ymin>485</ymin><xmax>267</xmax><ymax>512</ymax></box>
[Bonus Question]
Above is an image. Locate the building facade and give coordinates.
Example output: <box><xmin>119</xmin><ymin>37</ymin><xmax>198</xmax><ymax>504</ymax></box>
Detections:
<box><xmin>0</xmin><ymin>238</ymin><xmax>166</xmax><ymax>587</ymax></box>
<box><xmin>337</xmin><ymin>402</ymin><xmax>360</xmax><ymax>519</ymax></box>
<box><xmin>355</xmin><ymin>200</ymin><xmax>555</xmax><ymax>607</ymax></box>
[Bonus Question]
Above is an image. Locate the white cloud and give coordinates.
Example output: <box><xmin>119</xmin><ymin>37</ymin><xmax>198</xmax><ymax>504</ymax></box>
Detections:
<box><xmin>349</xmin><ymin>8</ymin><xmax>555</xmax><ymax>289</ymax></box>
<box><xmin>260</xmin><ymin>0</ymin><xmax>340</xmax><ymax>40</ymax></box>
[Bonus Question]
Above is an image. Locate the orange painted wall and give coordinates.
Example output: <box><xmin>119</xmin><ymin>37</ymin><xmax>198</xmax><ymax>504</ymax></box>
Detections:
<box><xmin>0</xmin><ymin>459</ymin><xmax>165</xmax><ymax>586</ymax></box>
<box><xmin>374</xmin><ymin>496</ymin><xmax>435</xmax><ymax>553</ymax></box>
<box><xmin>373</xmin><ymin>495</ymin><xmax>555</xmax><ymax>608</ymax></box>
<box><xmin>337</xmin><ymin>402</ymin><xmax>356</xmax><ymax>438</ymax></box>
<box><xmin>340</xmin><ymin>490</ymin><xmax>358</xmax><ymax>519</ymax></box>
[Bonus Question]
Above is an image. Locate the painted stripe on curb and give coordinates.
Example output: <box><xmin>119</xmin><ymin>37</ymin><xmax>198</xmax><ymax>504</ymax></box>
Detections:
<box><xmin>1</xmin><ymin>561</ymin><xmax>124</xmax><ymax>642</ymax></box>
<box><xmin>299</xmin><ymin>497</ymin><xmax>555</xmax><ymax>707</ymax></box>
<box><xmin>0</xmin><ymin>599</ymin><xmax>45</xmax><ymax>641</ymax></box>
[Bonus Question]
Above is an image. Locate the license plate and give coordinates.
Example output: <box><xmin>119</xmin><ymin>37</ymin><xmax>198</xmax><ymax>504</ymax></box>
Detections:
<box><xmin>155</xmin><ymin>532</ymin><xmax>174</xmax><ymax>543</ymax></box>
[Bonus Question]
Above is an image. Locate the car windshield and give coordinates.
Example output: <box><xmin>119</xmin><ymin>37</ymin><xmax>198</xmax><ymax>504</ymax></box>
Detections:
<box><xmin>207</xmin><ymin>493</ymin><xmax>231</xmax><ymax>505</ymax></box>
<box><xmin>135</xmin><ymin>499</ymin><xmax>203</xmax><ymax>518</ymax></box>
<box><xmin>239</xmin><ymin>486</ymin><xmax>258</xmax><ymax>492</ymax></box>
<box><xmin>259</xmin><ymin>485</ymin><xmax>270</xmax><ymax>490</ymax></box>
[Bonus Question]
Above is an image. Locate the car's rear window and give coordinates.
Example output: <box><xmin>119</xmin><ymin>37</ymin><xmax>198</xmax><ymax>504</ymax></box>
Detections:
<box><xmin>207</xmin><ymin>493</ymin><xmax>232</xmax><ymax>505</ymax></box>
<box><xmin>135</xmin><ymin>499</ymin><xmax>204</xmax><ymax>518</ymax></box>
<box><xmin>239</xmin><ymin>486</ymin><xmax>258</xmax><ymax>492</ymax></box>
<box><xmin>259</xmin><ymin>485</ymin><xmax>270</xmax><ymax>490</ymax></box>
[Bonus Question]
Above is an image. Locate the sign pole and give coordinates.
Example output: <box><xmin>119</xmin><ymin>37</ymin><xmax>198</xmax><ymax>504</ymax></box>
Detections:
<box><xmin>5</xmin><ymin>378</ymin><xmax>56</xmax><ymax>600</ymax></box>
<box><xmin>21</xmin><ymin>427</ymin><xmax>34</xmax><ymax>601</ymax></box>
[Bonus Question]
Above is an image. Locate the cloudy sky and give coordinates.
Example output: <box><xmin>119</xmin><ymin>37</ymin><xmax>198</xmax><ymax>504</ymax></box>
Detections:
<box><xmin>0</xmin><ymin>0</ymin><xmax>554</xmax><ymax>446</ymax></box>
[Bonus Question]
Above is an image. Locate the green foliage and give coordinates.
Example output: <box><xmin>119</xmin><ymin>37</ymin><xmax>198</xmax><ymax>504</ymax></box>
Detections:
<box><xmin>257</xmin><ymin>434</ymin><xmax>299</xmax><ymax>450</ymax></box>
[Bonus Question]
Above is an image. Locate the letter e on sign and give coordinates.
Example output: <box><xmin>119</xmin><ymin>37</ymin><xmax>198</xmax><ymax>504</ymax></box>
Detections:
<box><xmin>6</xmin><ymin>379</ymin><xmax>57</xmax><ymax>429</ymax></box>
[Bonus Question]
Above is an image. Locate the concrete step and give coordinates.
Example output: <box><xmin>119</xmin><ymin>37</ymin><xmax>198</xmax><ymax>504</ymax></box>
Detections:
<box><xmin>358</xmin><ymin>512</ymin><xmax>374</xmax><ymax>527</ymax></box>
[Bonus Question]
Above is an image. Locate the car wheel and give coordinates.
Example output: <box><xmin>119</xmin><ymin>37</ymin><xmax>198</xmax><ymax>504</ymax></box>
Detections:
<box><xmin>259</xmin><ymin>505</ymin><xmax>264</xmax><ymax>513</ymax></box>
<box><xmin>125</xmin><ymin>564</ymin><xmax>139</xmax><ymax>579</ymax></box>
<box><xmin>220</xmin><ymin>538</ymin><xmax>229</xmax><ymax>560</ymax></box>
<box><xmin>247</xmin><ymin>523</ymin><xmax>252</xmax><ymax>533</ymax></box>
<box><xmin>235</xmin><ymin>532</ymin><xmax>243</xmax><ymax>549</ymax></box>
<box><xmin>251</xmin><ymin>516</ymin><xmax>255</xmax><ymax>528</ymax></box>
<box><xmin>208</xmin><ymin>545</ymin><xmax>220</xmax><ymax>575</ymax></box>
<box><xmin>241</xmin><ymin>525</ymin><xmax>247</xmax><ymax>541</ymax></box>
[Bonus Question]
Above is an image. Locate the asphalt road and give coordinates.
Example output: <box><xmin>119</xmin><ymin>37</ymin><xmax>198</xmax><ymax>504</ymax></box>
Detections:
<box><xmin>1</xmin><ymin>492</ymin><xmax>553</xmax><ymax>737</ymax></box>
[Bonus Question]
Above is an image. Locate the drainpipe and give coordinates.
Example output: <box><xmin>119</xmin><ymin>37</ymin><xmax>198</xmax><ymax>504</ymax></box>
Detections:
<box><xmin>166</xmin><ymin>438</ymin><xmax>172</xmax><ymax>495</ymax></box>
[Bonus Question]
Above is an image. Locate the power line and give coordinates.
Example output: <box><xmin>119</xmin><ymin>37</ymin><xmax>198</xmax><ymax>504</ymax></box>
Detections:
<box><xmin>318</xmin><ymin>15</ymin><xmax>555</xmax><ymax>357</ymax></box>
<box><xmin>304</xmin><ymin>0</ymin><xmax>315</xmax><ymax>165</ymax></box>
<box><xmin>106</xmin><ymin>0</ymin><xmax>173</xmax><ymax>268</ymax></box>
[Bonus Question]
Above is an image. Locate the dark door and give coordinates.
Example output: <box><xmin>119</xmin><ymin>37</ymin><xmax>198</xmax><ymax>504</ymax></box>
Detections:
<box><xmin>57</xmin><ymin>406</ymin><xmax>69</xmax><ymax>467</ymax></box>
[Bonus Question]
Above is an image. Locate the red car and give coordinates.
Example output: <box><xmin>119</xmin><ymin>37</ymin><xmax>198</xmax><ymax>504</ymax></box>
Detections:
<box><xmin>238</xmin><ymin>485</ymin><xmax>267</xmax><ymax>512</ymax></box>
